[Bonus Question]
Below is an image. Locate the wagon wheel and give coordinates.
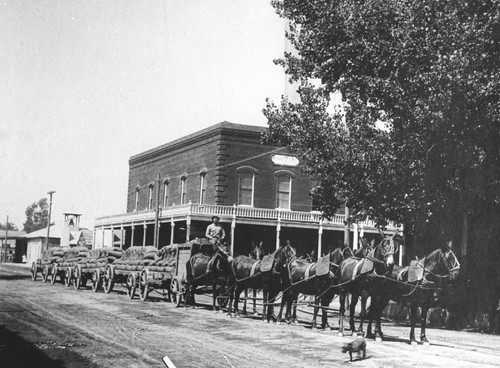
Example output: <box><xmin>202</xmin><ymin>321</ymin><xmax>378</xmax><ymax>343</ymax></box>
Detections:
<box><xmin>50</xmin><ymin>265</ymin><xmax>57</xmax><ymax>284</ymax></box>
<box><xmin>103</xmin><ymin>265</ymin><xmax>115</xmax><ymax>294</ymax></box>
<box><xmin>170</xmin><ymin>278</ymin><xmax>184</xmax><ymax>307</ymax></box>
<box><xmin>42</xmin><ymin>264</ymin><xmax>49</xmax><ymax>283</ymax></box>
<box><xmin>91</xmin><ymin>270</ymin><xmax>101</xmax><ymax>292</ymax></box>
<box><xmin>64</xmin><ymin>268</ymin><xmax>72</xmax><ymax>287</ymax></box>
<box><xmin>126</xmin><ymin>273</ymin><xmax>137</xmax><ymax>299</ymax></box>
<box><xmin>139</xmin><ymin>269</ymin><xmax>149</xmax><ymax>302</ymax></box>
<box><xmin>73</xmin><ymin>265</ymin><xmax>82</xmax><ymax>290</ymax></box>
<box><xmin>31</xmin><ymin>262</ymin><xmax>38</xmax><ymax>282</ymax></box>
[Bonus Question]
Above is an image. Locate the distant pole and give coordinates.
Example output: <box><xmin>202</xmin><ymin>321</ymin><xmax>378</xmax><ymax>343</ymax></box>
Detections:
<box><xmin>45</xmin><ymin>191</ymin><xmax>55</xmax><ymax>252</ymax></box>
<box><xmin>153</xmin><ymin>173</ymin><xmax>161</xmax><ymax>249</ymax></box>
<box><xmin>2</xmin><ymin>215</ymin><xmax>8</xmax><ymax>263</ymax></box>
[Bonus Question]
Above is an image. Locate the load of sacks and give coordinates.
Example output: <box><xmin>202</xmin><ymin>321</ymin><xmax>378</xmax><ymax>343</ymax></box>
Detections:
<box><xmin>38</xmin><ymin>246</ymin><xmax>71</xmax><ymax>265</ymax></box>
<box><xmin>76</xmin><ymin>247</ymin><xmax>123</xmax><ymax>269</ymax></box>
<box><xmin>57</xmin><ymin>246</ymin><xmax>91</xmax><ymax>267</ymax></box>
<box><xmin>112</xmin><ymin>245</ymin><xmax>179</xmax><ymax>273</ymax></box>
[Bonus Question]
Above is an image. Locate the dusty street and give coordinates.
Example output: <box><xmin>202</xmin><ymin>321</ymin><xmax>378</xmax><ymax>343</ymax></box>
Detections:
<box><xmin>1</xmin><ymin>263</ymin><xmax>499</xmax><ymax>368</ymax></box>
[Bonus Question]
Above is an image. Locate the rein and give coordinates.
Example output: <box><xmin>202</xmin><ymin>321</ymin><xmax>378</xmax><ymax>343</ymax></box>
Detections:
<box><xmin>416</xmin><ymin>249</ymin><xmax>460</xmax><ymax>280</ymax></box>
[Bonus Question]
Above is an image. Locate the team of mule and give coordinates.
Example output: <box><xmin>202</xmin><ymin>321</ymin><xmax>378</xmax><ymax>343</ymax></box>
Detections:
<box><xmin>32</xmin><ymin>230</ymin><xmax>460</xmax><ymax>345</ymax></box>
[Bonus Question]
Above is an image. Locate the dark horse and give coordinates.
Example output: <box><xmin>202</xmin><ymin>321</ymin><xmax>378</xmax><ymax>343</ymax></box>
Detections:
<box><xmin>277</xmin><ymin>246</ymin><xmax>354</xmax><ymax>329</ymax></box>
<box><xmin>185</xmin><ymin>244</ymin><xmax>233</xmax><ymax>311</ymax></box>
<box><xmin>228</xmin><ymin>243</ymin><xmax>296</xmax><ymax>322</ymax></box>
<box><xmin>337</xmin><ymin>233</ymin><xmax>402</xmax><ymax>340</ymax></box>
<box><xmin>242</xmin><ymin>242</ymin><xmax>265</xmax><ymax>315</ymax></box>
<box><xmin>372</xmin><ymin>240</ymin><xmax>460</xmax><ymax>345</ymax></box>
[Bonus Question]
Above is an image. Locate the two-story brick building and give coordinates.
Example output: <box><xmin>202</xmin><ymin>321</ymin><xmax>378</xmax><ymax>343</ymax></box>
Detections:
<box><xmin>95</xmin><ymin>122</ymin><xmax>396</xmax><ymax>257</ymax></box>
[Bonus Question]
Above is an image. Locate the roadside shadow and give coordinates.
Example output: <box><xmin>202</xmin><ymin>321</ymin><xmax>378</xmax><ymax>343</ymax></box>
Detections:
<box><xmin>0</xmin><ymin>274</ymin><xmax>32</xmax><ymax>281</ymax></box>
<box><xmin>0</xmin><ymin>325</ymin><xmax>65</xmax><ymax>368</ymax></box>
<box><xmin>0</xmin><ymin>325</ymin><xmax>99</xmax><ymax>368</ymax></box>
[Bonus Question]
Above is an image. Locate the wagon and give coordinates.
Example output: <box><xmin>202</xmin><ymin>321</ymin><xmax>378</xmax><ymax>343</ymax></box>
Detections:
<box><xmin>102</xmin><ymin>245</ymin><xmax>161</xmax><ymax>299</ymax></box>
<box><xmin>138</xmin><ymin>241</ymin><xmax>195</xmax><ymax>305</ymax></box>
<box><xmin>31</xmin><ymin>247</ymin><xmax>70</xmax><ymax>283</ymax></box>
<box><xmin>50</xmin><ymin>246</ymin><xmax>90</xmax><ymax>286</ymax></box>
<box><xmin>72</xmin><ymin>247</ymin><xmax>123</xmax><ymax>291</ymax></box>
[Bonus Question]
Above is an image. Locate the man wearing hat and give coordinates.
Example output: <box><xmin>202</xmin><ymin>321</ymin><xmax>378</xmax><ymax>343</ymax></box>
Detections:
<box><xmin>205</xmin><ymin>215</ymin><xmax>226</xmax><ymax>253</ymax></box>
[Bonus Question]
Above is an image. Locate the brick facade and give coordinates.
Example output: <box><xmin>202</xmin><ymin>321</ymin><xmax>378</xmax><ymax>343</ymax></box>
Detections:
<box><xmin>127</xmin><ymin>122</ymin><xmax>315</xmax><ymax>213</ymax></box>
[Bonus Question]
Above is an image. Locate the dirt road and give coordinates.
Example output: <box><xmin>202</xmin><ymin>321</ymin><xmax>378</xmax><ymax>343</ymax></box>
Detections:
<box><xmin>1</xmin><ymin>263</ymin><xmax>499</xmax><ymax>368</ymax></box>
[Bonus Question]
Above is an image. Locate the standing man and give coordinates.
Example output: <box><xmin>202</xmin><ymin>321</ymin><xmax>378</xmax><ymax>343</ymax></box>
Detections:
<box><xmin>205</xmin><ymin>216</ymin><xmax>226</xmax><ymax>253</ymax></box>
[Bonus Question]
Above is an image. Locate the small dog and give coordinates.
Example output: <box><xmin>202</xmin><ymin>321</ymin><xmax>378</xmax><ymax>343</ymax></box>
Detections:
<box><xmin>341</xmin><ymin>337</ymin><xmax>366</xmax><ymax>362</ymax></box>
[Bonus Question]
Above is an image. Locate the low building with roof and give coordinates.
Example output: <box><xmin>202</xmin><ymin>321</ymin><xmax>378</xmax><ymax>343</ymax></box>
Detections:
<box><xmin>0</xmin><ymin>229</ymin><xmax>27</xmax><ymax>263</ymax></box>
<box><xmin>24</xmin><ymin>213</ymin><xmax>94</xmax><ymax>264</ymax></box>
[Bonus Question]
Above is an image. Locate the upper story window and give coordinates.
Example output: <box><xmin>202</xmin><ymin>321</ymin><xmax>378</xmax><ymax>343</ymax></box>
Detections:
<box><xmin>275</xmin><ymin>170</ymin><xmax>295</xmax><ymax>210</ymax></box>
<box><xmin>180</xmin><ymin>174</ymin><xmax>187</xmax><ymax>205</ymax></box>
<box><xmin>134</xmin><ymin>186</ymin><xmax>140</xmax><ymax>211</ymax></box>
<box><xmin>199</xmin><ymin>169</ymin><xmax>207</xmax><ymax>205</ymax></box>
<box><xmin>237</xmin><ymin>166</ymin><xmax>258</xmax><ymax>207</ymax></box>
<box><xmin>148</xmin><ymin>184</ymin><xmax>154</xmax><ymax>210</ymax></box>
<box><xmin>163</xmin><ymin>179</ymin><xmax>169</xmax><ymax>207</ymax></box>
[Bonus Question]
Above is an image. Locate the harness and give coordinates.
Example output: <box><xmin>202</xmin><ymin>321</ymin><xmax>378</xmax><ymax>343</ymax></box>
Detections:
<box><xmin>250</xmin><ymin>260</ymin><xmax>260</xmax><ymax>277</ymax></box>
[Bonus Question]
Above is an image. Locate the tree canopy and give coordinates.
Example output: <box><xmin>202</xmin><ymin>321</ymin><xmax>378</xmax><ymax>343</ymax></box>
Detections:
<box><xmin>0</xmin><ymin>222</ymin><xmax>19</xmax><ymax>231</ymax></box>
<box><xmin>23</xmin><ymin>198</ymin><xmax>49</xmax><ymax>233</ymax></box>
<box><xmin>264</xmin><ymin>0</ymin><xmax>500</xmax><ymax>241</ymax></box>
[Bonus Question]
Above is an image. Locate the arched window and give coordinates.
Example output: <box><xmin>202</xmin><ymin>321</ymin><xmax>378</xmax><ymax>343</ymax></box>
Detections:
<box><xmin>275</xmin><ymin>170</ymin><xmax>294</xmax><ymax>210</ymax></box>
<box><xmin>199</xmin><ymin>169</ymin><xmax>207</xmax><ymax>205</ymax></box>
<box><xmin>180</xmin><ymin>174</ymin><xmax>187</xmax><ymax>205</ymax></box>
<box><xmin>148</xmin><ymin>183</ymin><xmax>154</xmax><ymax>210</ymax></box>
<box><xmin>237</xmin><ymin>166</ymin><xmax>258</xmax><ymax>206</ymax></box>
<box><xmin>163</xmin><ymin>179</ymin><xmax>170</xmax><ymax>207</ymax></box>
<box><xmin>134</xmin><ymin>186</ymin><xmax>140</xmax><ymax>211</ymax></box>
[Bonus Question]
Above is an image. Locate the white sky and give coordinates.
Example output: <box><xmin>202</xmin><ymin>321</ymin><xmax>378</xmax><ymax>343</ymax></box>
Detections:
<box><xmin>0</xmin><ymin>0</ymin><xmax>286</xmax><ymax>229</ymax></box>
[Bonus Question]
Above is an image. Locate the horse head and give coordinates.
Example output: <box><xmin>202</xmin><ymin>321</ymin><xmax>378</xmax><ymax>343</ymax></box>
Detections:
<box><xmin>439</xmin><ymin>241</ymin><xmax>460</xmax><ymax>281</ymax></box>
<box><xmin>329</xmin><ymin>246</ymin><xmax>354</xmax><ymax>266</ymax></box>
<box><xmin>213</xmin><ymin>244</ymin><xmax>233</xmax><ymax>273</ymax></box>
<box><xmin>371</xmin><ymin>234</ymin><xmax>399</xmax><ymax>272</ymax></box>
<box><xmin>275</xmin><ymin>243</ymin><xmax>296</xmax><ymax>268</ymax></box>
<box><xmin>250</xmin><ymin>242</ymin><xmax>264</xmax><ymax>260</ymax></box>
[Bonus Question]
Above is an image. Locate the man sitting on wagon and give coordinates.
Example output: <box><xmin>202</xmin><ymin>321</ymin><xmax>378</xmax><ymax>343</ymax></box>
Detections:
<box><xmin>205</xmin><ymin>215</ymin><xmax>226</xmax><ymax>255</ymax></box>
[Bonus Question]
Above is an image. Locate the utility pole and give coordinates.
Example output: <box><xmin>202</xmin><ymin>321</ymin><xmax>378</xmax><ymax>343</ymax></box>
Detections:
<box><xmin>153</xmin><ymin>173</ymin><xmax>161</xmax><ymax>249</ymax></box>
<box><xmin>45</xmin><ymin>191</ymin><xmax>55</xmax><ymax>252</ymax></box>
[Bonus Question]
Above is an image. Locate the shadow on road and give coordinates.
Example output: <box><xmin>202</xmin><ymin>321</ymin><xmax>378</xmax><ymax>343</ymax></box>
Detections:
<box><xmin>0</xmin><ymin>274</ymin><xmax>32</xmax><ymax>281</ymax></box>
<box><xmin>0</xmin><ymin>325</ymin><xmax>98</xmax><ymax>368</ymax></box>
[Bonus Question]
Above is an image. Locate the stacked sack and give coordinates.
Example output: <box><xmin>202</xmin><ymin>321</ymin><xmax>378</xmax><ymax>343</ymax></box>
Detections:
<box><xmin>113</xmin><ymin>246</ymin><xmax>159</xmax><ymax>271</ymax></box>
<box><xmin>77</xmin><ymin>247</ymin><xmax>123</xmax><ymax>269</ymax></box>
<box><xmin>58</xmin><ymin>246</ymin><xmax>90</xmax><ymax>267</ymax></box>
<box><xmin>142</xmin><ymin>245</ymin><xmax>178</xmax><ymax>273</ymax></box>
<box><xmin>39</xmin><ymin>247</ymin><xmax>70</xmax><ymax>266</ymax></box>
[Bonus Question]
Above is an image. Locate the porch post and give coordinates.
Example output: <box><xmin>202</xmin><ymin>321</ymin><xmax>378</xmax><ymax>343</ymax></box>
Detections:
<box><xmin>275</xmin><ymin>213</ymin><xmax>281</xmax><ymax>250</ymax></box>
<box><xmin>317</xmin><ymin>219</ymin><xmax>323</xmax><ymax>256</ymax></box>
<box><xmin>101</xmin><ymin>226</ymin><xmax>105</xmax><ymax>248</ymax></box>
<box><xmin>131</xmin><ymin>225</ymin><xmax>135</xmax><ymax>247</ymax></box>
<box><xmin>110</xmin><ymin>224</ymin><xmax>114</xmax><ymax>248</ymax></box>
<box><xmin>142</xmin><ymin>222</ymin><xmax>147</xmax><ymax>247</ymax></box>
<box><xmin>353</xmin><ymin>223</ymin><xmax>359</xmax><ymax>251</ymax></box>
<box><xmin>186</xmin><ymin>216</ymin><xmax>191</xmax><ymax>242</ymax></box>
<box><xmin>120</xmin><ymin>225</ymin><xmax>124</xmax><ymax>249</ymax></box>
<box><xmin>231</xmin><ymin>204</ymin><xmax>236</xmax><ymax>255</ymax></box>
<box><xmin>170</xmin><ymin>217</ymin><xmax>175</xmax><ymax>245</ymax></box>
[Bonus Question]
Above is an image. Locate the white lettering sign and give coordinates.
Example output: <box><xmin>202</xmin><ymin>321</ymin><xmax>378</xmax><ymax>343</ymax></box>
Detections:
<box><xmin>271</xmin><ymin>154</ymin><xmax>299</xmax><ymax>167</ymax></box>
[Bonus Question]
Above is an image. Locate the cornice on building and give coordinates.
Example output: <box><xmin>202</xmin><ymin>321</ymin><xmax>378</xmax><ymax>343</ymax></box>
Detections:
<box><xmin>129</xmin><ymin>122</ymin><xmax>267</xmax><ymax>166</ymax></box>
